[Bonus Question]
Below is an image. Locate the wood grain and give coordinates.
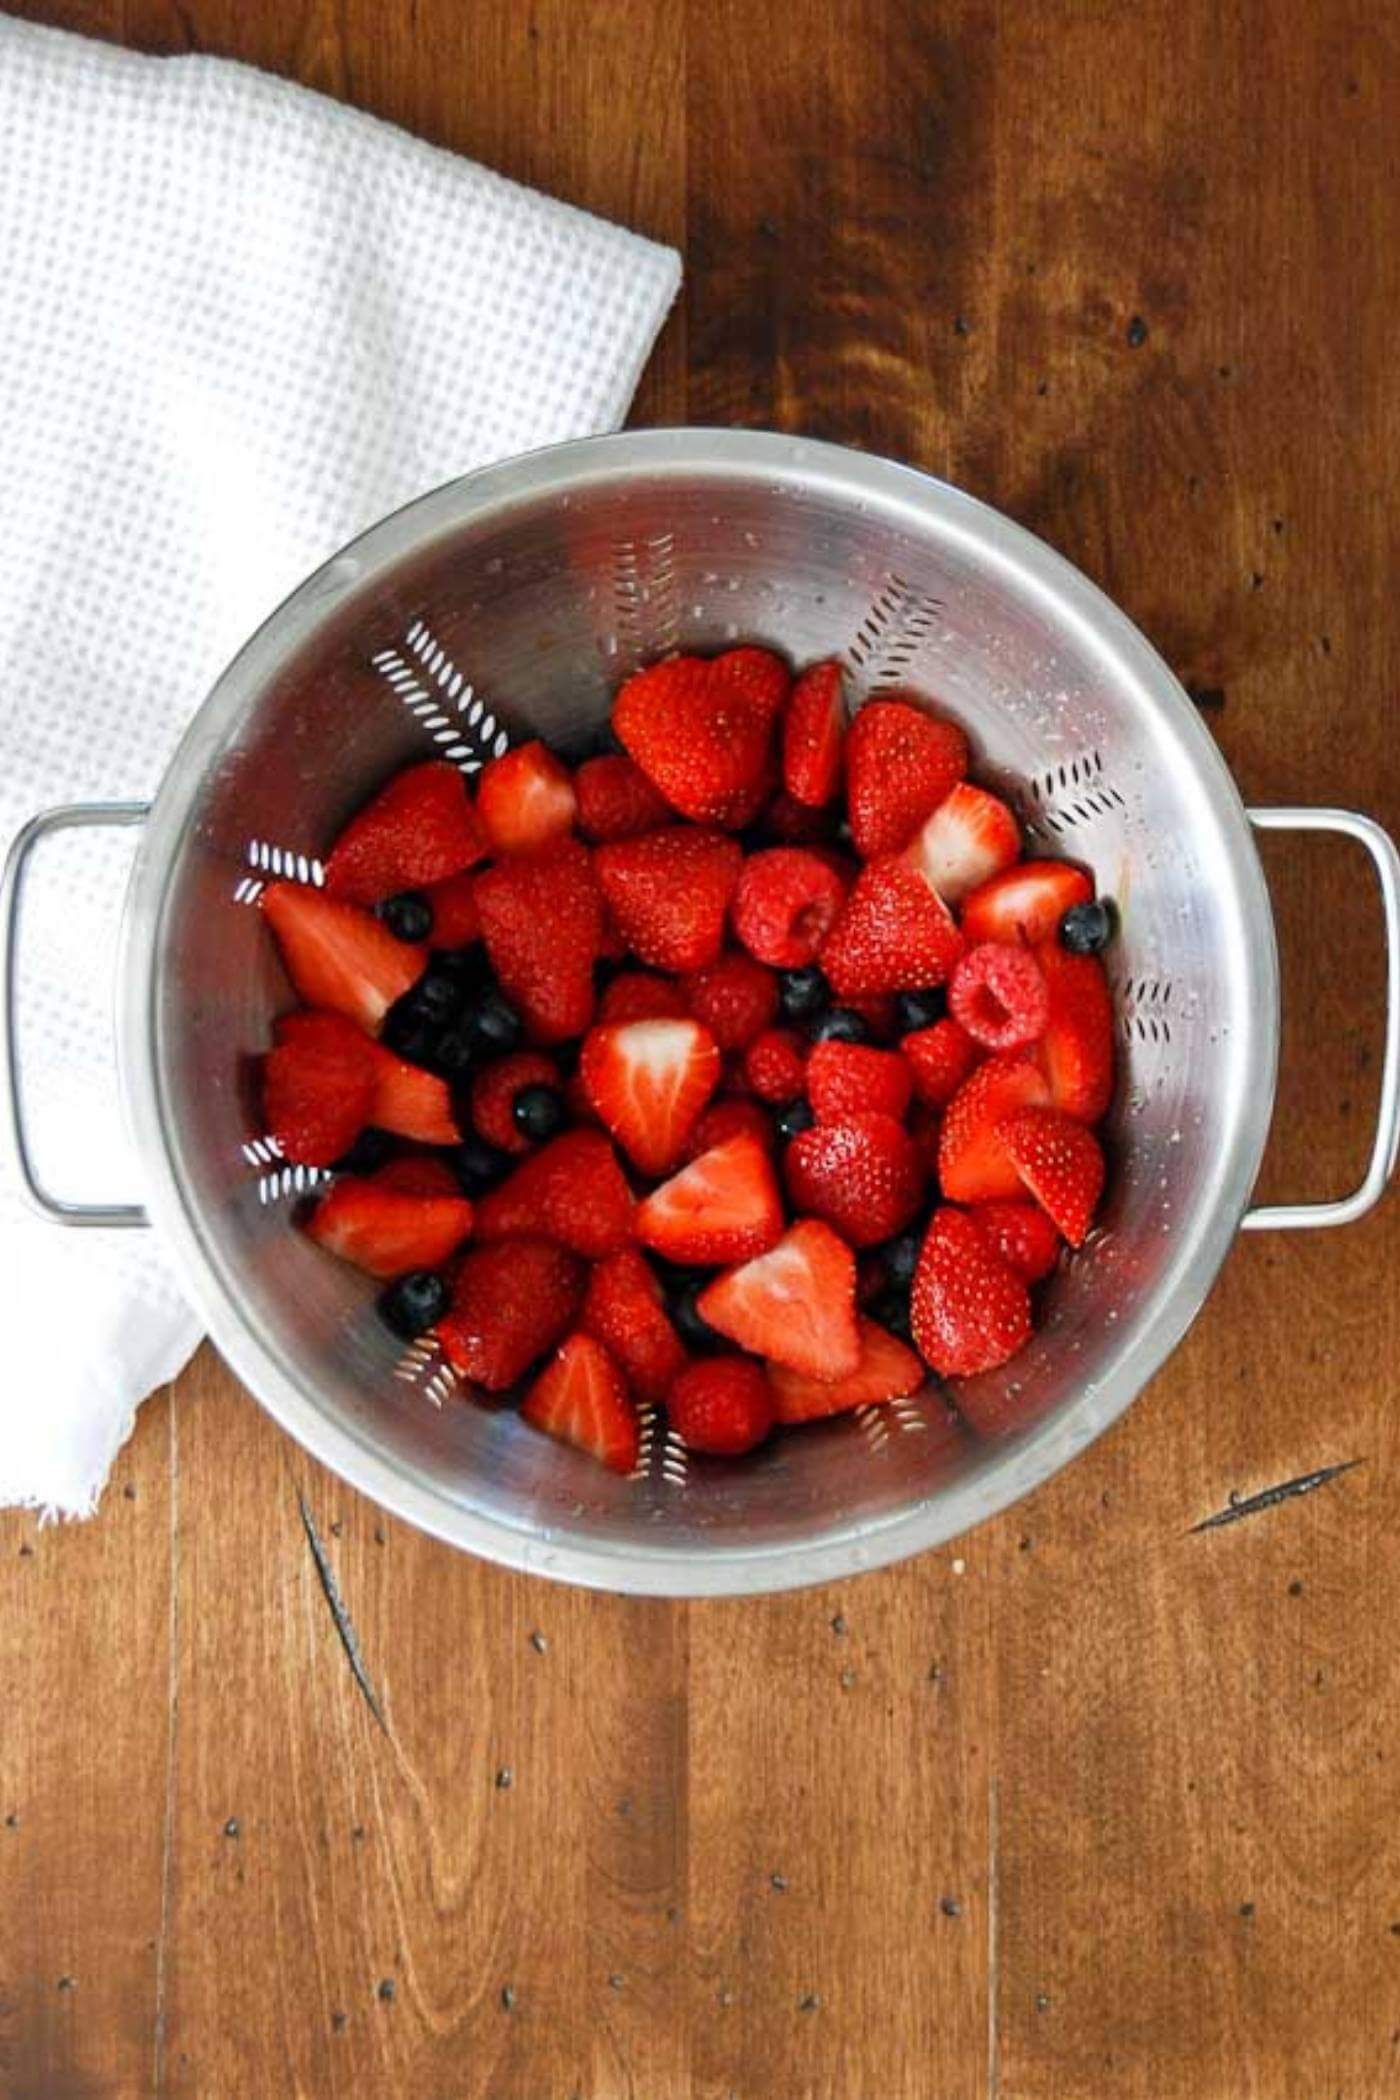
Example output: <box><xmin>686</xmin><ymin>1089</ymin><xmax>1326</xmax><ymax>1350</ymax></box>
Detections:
<box><xmin>2</xmin><ymin>0</ymin><xmax>1399</xmax><ymax>2094</ymax></box>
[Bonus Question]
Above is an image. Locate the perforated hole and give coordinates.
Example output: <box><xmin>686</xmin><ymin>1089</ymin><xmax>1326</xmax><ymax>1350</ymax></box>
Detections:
<box><xmin>854</xmin><ymin>1403</ymin><xmax>893</xmax><ymax>1453</ymax></box>
<box><xmin>846</xmin><ymin>574</ymin><xmax>945</xmax><ymax>685</ymax></box>
<box><xmin>1023</xmin><ymin>750</ymin><xmax>1129</xmax><ymax>841</ymax></box>
<box><xmin>371</xmin><ymin>619</ymin><xmax>509</xmax><ymax>773</ymax></box>
<box><xmin>393</xmin><ymin>1337</ymin><xmax>457</xmax><ymax>1409</ymax></box>
<box><xmin>234</xmin><ymin>838</ymin><xmax>325</xmax><ymax>904</ymax></box>
<box><xmin>659</xmin><ymin>1428</ymin><xmax>688</xmax><ymax>1488</ymax></box>
<box><xmin>1118</xmin><ymin>975</ymin><xmax>1174</xmax><ymax>1046</ymax></box>
<box><xmin>612</xmin><ymin>531</ymin><xmax>681</xmax><ymax>664</ymax></box>
<box><xmin>629</xmin><ymin>1401</ymin><xmax>661</xmax><ymax>1483</ymax></box>
<box><xmin>255</xmin><ymin>1161</ymin><xmax>329</xmax><ymax>1206</ymax></box>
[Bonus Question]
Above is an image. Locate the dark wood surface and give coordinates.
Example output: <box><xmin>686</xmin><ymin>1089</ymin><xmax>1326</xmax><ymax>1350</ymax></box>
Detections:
<box><xmin>3</xmin><ymin>2</ymin><xmax>1399</xmax><ymax>2094</ymax></box>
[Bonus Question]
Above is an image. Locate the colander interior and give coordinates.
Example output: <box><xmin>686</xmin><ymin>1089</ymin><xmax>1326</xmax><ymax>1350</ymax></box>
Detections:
<box><xmin>132</xmin><ymin>432</ymin><xmax>1274</xmax><ymax>1590</ymax></box>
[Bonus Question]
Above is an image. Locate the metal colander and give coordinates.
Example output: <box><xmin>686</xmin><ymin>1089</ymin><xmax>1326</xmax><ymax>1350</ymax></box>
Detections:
<box><xmin>5</xmin><ymin>430</ymin><xmax>1398</xmax><ymax>1593</ymax></box>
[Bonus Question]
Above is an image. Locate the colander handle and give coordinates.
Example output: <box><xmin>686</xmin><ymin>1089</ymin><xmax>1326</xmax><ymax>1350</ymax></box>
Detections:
<box><xmin>1</xmin><ymin>801</ymin><xmax>151</xmax><ymax>1229</ymax></box>
<box><xmin>1242</xmin><ymin>806</ymin><xmax>1400</xmax><ymax>1231</ymax></box>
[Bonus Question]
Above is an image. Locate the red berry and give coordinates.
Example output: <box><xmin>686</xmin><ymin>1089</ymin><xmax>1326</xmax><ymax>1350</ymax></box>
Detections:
<box><xmin>970</xmin><ymin>1200</ymin><xmax>1062</xmax><ymax>1283</ymax></box>
<box><xmin>820</xmin><ymin>858</ymin><xmax>963</xmax><ymax>997</ymax></box>
<box><xmin>470</xmin><ymin>1051</ymin><xmax>560</xmax><ymax>1155</ymax></box>
<box><xmin>902</xmin><ymin>1019</ymin><xmax>983</xmax><ymax>1107</ymax></box>
<box><xmin>784</xmin><ymin>1112</ymin><xmax>925</xmax><ymax>1247</ymax></box>
<box><xmin>697</xmin><ymin>1220</ymin><xmax>860</xmax><ymax>1380</ymax></box>
<box><xmin>999</xmin><ymin>1107</ymin><xmax>1105</xmax><ymax>1246</ymax></box>
<box><xmin>805</xmin><ymin>1040</ymin><xmax>912</xmax><ymax>1123</ymax></box>
<box><xmin>475</xmin><ymin>839</ymin><xmax>601</xmax><ymax>1044</ymax></box>
<box><xmin>782</xmin><ymin>659</ymin><xmax>846</xmax><ymax>807</ymax></box>
<box><xmin>575</xmin><ymin>754</ymin><xmax>672</xmax><ymax>841</ymax></box>
<box><xmin>743</xmin><ymin>1028</ymin><xmax>808</xmax><ymax>1103</ymax></box>
<box><xmin>683</xmin><ymin>1096</ymin><xmax>776</xmax><ymax>1161</ymax></box>
<box><xmin>476</xmin><ymin>741</ymin><xmax>577</xmax><ymax>855</ymax></box>
<box><xmin>612</xmin><ymin>649</ymin><xmax>786</xmax><ymax>827</ymax></box>
<box><xmin>323</xmin><ymin>760</ymin><xmax>486</xmax><ymax>905</ymax></box>
<box><xmin>423</xmin><ymin>869</ymin><xmax>481</xmax><ymax>949</ymax></box>
<box><xmin>595</xmin><ymin>826</ymin><xmax>742</xmax><ymax>973</ymax></box>
<box><xmin>598</xmin><ymin>971</ymin><xmax>691</xmax><ymax>1024</ymax></box>
<box><xmin>667</xmin><ymin>1358</ymin><xmax>775</xmax><ymax>1456</ymax></box>
<box><xmin>761</xmin><ymin>789</ymin><xmax>838</xmax><ymax>844</ymax></box>
<box><xmin>961</xmin><ymin>859</ymin><xmax>1093</xmax><ymax>947</ymax></box>
<box><xmin>937</xmin><ymin>1053</ymin><xmax>1052</xmax><ymax>1204</ymax></box>
<box><xmin>581</xmin><ymin>1248</ymin><xmax>687</xmax><ymax>1404</ymax></box>
<box><xmin>365</xmin><ymin>1039</ymin><xmax>460</xmax><ymax>1144</ymax></box>
<box><xmin>521</xmin><ymin>1333</ymin><xmax>640</xmax><ymax>1474</ymax></box>
<box><xmin>635</xmin><ymin>1132</ymin><xmax>785</xmax><ymax>1265</ymax></box>
<box><xmin>911</xmin><ymin>1208</ymin><xmax>1032</xmax><ymax>1378</ymax></box>
<box><xmin>475</xmin><ymin>1129</ymin><xmax>635</xmax><ymax>1258</ymax></box>
<box><xmin>1034</xmin><ymin>939</ymin><xmax>1115</xmax><ymax>1122</ymax></box>
<box><xmin>262</xmin><ymin>1010</ymin><xmax>377</xmax><ymax>1165</ymax></box>
<box><xmin>845</xmin><ymin>698</ymin><xmax>968</xmax><ymax>858</ymax></box>
<box><xmin>682</xmin><ymin>952</ymin><xmax>779</xmax><ymax>1052</ymax></box>
<box><xmin>732</xmin><ymin>848</ymin><xmax>849</xmax><ymax>968</ymax></box>
<box><xmin>769</xmin><ymin>1316</ymin><xmax>924</xmax><ymax>1422</ymax></box>
<box><xmin>948</xmin><ymin>943</ymin><xmax>1050</xmax><ymax>1050</ymax></box>
<box><xmin>371</xmin><ymin>1157</ymin><xmax>462</xmax><ymax>1197</ymax></box>
<box><xmin>579</xmin><ymin>1017</ymin><xmax>722</xmax><ymax>1175</ymax></box>
<box><xmin>261</xmin><ymin>882</ymin><xmax>426</xmax><ymax>1036</ymax></box>
<box><xmin>305</xmin><ymin>1176</ymin><xmax>474</xmax><ymax>1278</ymax></box>
<box><xmin>438</xmin><ymin>1238</ymin><xmax>585</xmax><ymax>1390</ymax></box>
<box><xmin>902</xmin><ymin>782</ymin><xmax>1020</xmax><ymax>905</ymax></box>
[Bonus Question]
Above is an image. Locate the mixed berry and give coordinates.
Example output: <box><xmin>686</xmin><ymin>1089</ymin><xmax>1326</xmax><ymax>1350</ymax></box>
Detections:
<box><xmin>256</xmin><ymin>647</ymin><xmax>1115</xmax><ymax>1473</ymax></box>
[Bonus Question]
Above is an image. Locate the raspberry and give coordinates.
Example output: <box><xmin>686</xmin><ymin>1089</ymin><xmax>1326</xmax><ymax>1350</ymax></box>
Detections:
<box><xmin>683</xmin><ymin>953</ymin><xmax>779</xmax><ymax>1052</ymax></box>
<box><xmin>743</xmin><ymin>1028</ymin><xmax>808</xmax><ymax>1103</ymax></box>
<box><xmin>948</xmin><ymin>943</ymin><xmax>1049</xmax><ymax>1050</ymax></box>
<box><xmin>732</xmin><ymin>848</ymin><xmax>849</xmax><ymax>968</ymax></box>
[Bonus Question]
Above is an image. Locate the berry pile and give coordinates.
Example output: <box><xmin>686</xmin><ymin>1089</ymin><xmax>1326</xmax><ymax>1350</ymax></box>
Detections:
<box><xmin>257</xmin><ymin>650</ymin><xmax>1116</xmax><ymax>1472</ymax></box>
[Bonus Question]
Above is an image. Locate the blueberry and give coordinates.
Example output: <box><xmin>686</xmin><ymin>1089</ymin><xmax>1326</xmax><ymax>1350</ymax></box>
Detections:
<box><xmin>513</xmin><ymin>1083</ymin><xmax>566</xmax><ymax>1141</ymax></box>
<box><xmin>868</xmin><ymin>1288</ymin><xmax>913</xmax><ymax>1343</ymax></box>
<box><xmin>448</xmin><ymin>1135</ymin><xmax>511</xmax><ymax>1195</ymax></box>
<box><xmin>381</xmin><ymin>1005</ymin><xmax>440</xmax><ymax>1065</ymax></box>
<box><xmin>378</xmin><ymin>1269</ymin><xmax>450</xmax><ymax>1340</ymax></box>
<box><xmin>810</xmin><ymin>1006</ymin><xmax>869</xmax><ymax>1045</ymax></box>
<box><xmin>896</xmin><ymin>988</ymin><xmax>945</xmax><ymax>1034</ymax></box>
<box><xmin>332</xmin><ymin>1126</ymin><xmax>396</xmax><ymax>1176</ymax></box>
<box><xmin>434</xmin><ymin>946</ymin><xmax>488</xmax><ymax>987</ymax></box>
<box><xmin>379</xmin><ymin>890</ymin><xmax>433</xmax><ymax>943</ymax></box>
<box><xmin>667</xmin><ymin>1272</ymin><xmax>718</xmax><ymax>1350</ymax></box>
<box><xmin>470</xmin><ymin>987</ymin><xmax>523</xmax><ymax>1054</ymax></box>
<box><xmin>778</xmin><ymin>965</ymin><xmax>829</xmax><ymax>1021</ymax></box>
<box><xmin>878</xmin><ymin>1229</ymin><xmax>922</xmax><ymax>1289</ymax></box>
<box><xmin>430</xmin><ymin>1026</ymin><xmax>477</xmax><ymax>1079</ymax></box>
<box><xmin>410</xmin><ymin>968</ymin><xmax>466</xmax><ymax>1024</ymax></box>
<box><xmin>1060</xmin><ymin>899</ymin><xmax>1116</xmax><ymax>954</ymax></box>
<box><xmin>774</xmin><ymin>1098</ymin><xmax>815</xmax><ymax>1142</ymax></box>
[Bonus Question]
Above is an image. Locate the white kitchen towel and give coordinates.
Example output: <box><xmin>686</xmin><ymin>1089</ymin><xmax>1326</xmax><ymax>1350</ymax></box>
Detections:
<box><xmin>0</xmin><ymin>15</ymin><xmax>679</xmax><ymax>1517</ymax></box>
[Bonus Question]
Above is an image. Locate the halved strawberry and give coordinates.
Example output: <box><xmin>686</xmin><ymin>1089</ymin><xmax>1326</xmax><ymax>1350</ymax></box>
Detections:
<box><xmin>937</xmin><ymin>1053</ymin><xmax>1052</xmax><ymax>1203</ymax></box>
<box><xmin>598</xmin><ymin>972</ymin><xmax>691</xmax><ymax>1025</ymax></box>
<box><xmin>323</xmin><ymin>761</ymin><xmax>486</xmax><ymax>905</ymax></box>
<box><xmin>594</xmin><ymin>826</ymin><xmax>742</xmax><ymax>973</ymax></box>
<box><xmin>682</xmin><ymin>952</ymin><xmax>778</xmax><ymax>1052</ymax></box>
<box><xmin>522</xmin><ymin>1333</ymin><xmax>640</xmax><ymax>1475</ymax></box>
<box><xmin>820</xmin><ymin>859</ymin><xmax>963</xmax><ymax>996</ymax></box>
<box><xmin>366</xmin><ymin>1041</ymin><xmax>461</xmax><ymax>1144</ymax></box>
<box><xmin>782</xmin><ymin>659</ymin><xmax>846</xmax><ymax>808</ymax></box>
<box><xmin>969</xmin><ymin>1200</ymin><xmax>1062</xmax><ymax>1283</ymax></box>
<box><xmin>666</xmin><ymin>1358</ymin><xmax>774</xmax><ymax>1456</ymax></box>
<box><xmin>261</xmin><ymin>882</ymin><xmax>426</xmax><ymax>1034</ymax></box>
<box><xmin>476</xmin><ymin>741</ymin><xmax>577</xmax><ymax>855</ymax></box>
<box><xmin>475</xmin><ymin>839</ymin><xmax>601</xmax><ymax>1043</ymax></box>
<box><xmin>784</xmin><ymin>1112</ymin><xmax>925</xmax><ymax>1247</ymax></box>
<box><xmin>845</xmin><ymin>698</ymin><xmax>968</xmax><ymax>858</ymax></box>
<box><xmin>732</xmin><ymin>848</ymin><xmax>849</xmax><ymax>968</ymax></box>
<box><xmin>1035</xmin><ymin>939</ymin><xmax>1115</xmax><ymax>1122</ymax></box>
<box><xmin>470</xmin><ymin>1050</ymin><xmax>560</xmax><ymax>1155</ymax></box>
<box><xmin>901</xmin><ymin>783</ymin><xmax>1020</xmax><ymax>906</ymax></box>
<box><xmin>612</xmin><ymin>650</ymin><xmax>785</xmax><ymax>826</ymax></box>
<box><xmin>423</xmin><ymin>870</ymin><xmax>481</xmax><ymax>949</ymax></box>
<box><xmin>698</xmin><ymin>1219</ymin><xmax>860</xmax><ymax>1380</ymax></box>
<box><xmin>262</xmin><ymin>1010</ymin><xmax>376</xmax><ymax>1164</ymax></box>
<box><xmin>438</xmin><ymin>1238</ymin><xmax>585</xmax><ymax>1390</ymax></box>
<box><xmin>579</xmin><ymin>1018</ymin><xmax>722</xmax><ymax>1175</ymax></box>
<box><xmin>581</xmin><ymin>1248</ymin><xmax>688</xmax><ymax>1404</ymax></box>
<box><xmin>769</xmin><ymin>1316</ymin><xmax>924</xmax><ymax>1422</ymax></box>
<box><xmin>960</xmin><ymin>860</ymin><xmax>1093</xmax><ymax>947</ymax></box>
<box><xmin>805</xmin><ymin>1040</ymin><xmax>912</xmax><ymax>1123</ymax></box>
<box><xmin>911</xmin><ymin>1207</ymin><xmax>1032</xmax><ymax>1377</ymax></box>
<box><xmin>305</xmin><ymin>1176</ymin><xmax>473</xmax><ymax>1278</ymax></box>
<box><xmin>999</xmin><ymin>1107</ymin><xmax>1105</xmax><ymax>1245</ymax></box>
<box><xmin>635</xmin><ymin>1132</ymin><xmax>784</xmax><ymax>1264</ymax></box>
<box><xmin>575</xmin><ymin>754</ymin><xmax>672</xmax><ymax>841</ymax></box>
<box><xmin>901</xmin><ymin>1019</ymin><xmax>984</xmax><ymax>1108</ymax></box>
<box><xmin>475</xmin><ymin>1129</ymin><xmax>634</xmax><ymax>1257</ymax></box>
<box><xmin>683</xmin><ymin>1096</ymin><xmax>776</xmax><ymax>1160</ymax></box>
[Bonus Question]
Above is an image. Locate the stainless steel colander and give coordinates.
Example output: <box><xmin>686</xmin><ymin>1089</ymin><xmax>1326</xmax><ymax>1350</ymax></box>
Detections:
<box><xmin>5</xmin><ymin>429</ymin><xmax>1399</xmax><ymax>1594</ymax></box>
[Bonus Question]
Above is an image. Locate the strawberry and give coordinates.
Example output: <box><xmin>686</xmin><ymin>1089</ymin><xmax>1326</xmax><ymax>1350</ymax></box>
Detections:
<box><xmin>683</xmin><ymin>1096</ymin><xmax>775</xmax><ymax>1160</ymax></box>
<box><xmin>742</xmin><ymin>1028</ymin><xmax>808</xmax><ymax>1103</ymax></box>
<box><xmin>784</xmin><ymin>1112</ymin><xmax>925</xmax><ymax>1247</ymax></box>
<box><xmin>371</xmin><ymin>1156</ymin><xmax>462</xmax><ymax>1197</ymax></box>
<box><xmin>305</xmin><ymin>1175</ymin><xmax>473</xmax><ymax>1278</ymax></box>
<box><xmin>366</xmin><ymin>1040</ymin><xmax>460</xmax><ymax>1144</ymax></box>
<box><xmin>470</xmin><ymin>1051</ymin><xmax>560</xmax><ymax>1155</ymax></box>
<box><xmin>261</xmin><ymin>882</ymin><xmax>426</xmax><ymax>1034</ymax></box>
<box><xmin>902</xmin><ymin>1019</ymin><xmax>984</xmax><ymax>1107</ymax></box>
<box><xmin>999</xmin><ymin>1107</ymin><xmax>1105</xmax><ymax>1245</ymax></box>
<box><xmin>820</xmin><ymin>858</ymin><xmax>963</xmax><ymax>996</ymax></box>
<box><xmin>423</xmin><ymin>870</ymin><xmax>481</xmax><ymax>949</ymax></box>
<box><xmin>769</xmin><ymin>1316</ymin><xmax>924</xmax><ymax>1423</ymax></box>
<box><xmin>575</xmin><ymin>754</ymin><xmax>671</xmax><ymax>841</ymax></box>
<box><xmin>782</xmin><ymin>659</ymin><xmax>846</xmax><ymax>808</ymax></box>
<box><xmin>907</xmin><ymin>1100</ymin><xmax>943</xmax><ymax>1176</ymax></box>
<box><xmin>760</xmin><ymin>790</ymin><xmax>838</xmax><ymax>844</ymax></box>
<box><xmin>732</xmin><ymin>848</ymin><xmax>849</xmax><ymax>968</ymax></box>
<box><xmin>323</xmin><ymin>760</ymin><xmax>486</xmax><ymax>905</ymax></box>
<box><xmin>682</xmin><ymin>952</ymin><xmax>778</xmax><ymax>1052</ymax></box>
<box><xmin>960</xmin><ymin>859</ymin><xmax>1093</xmax><ymax>947</ymax></box>
<box><xmin>844</xmin><ymin>698</ymin><xmax>968</xmax><ymax>858</ymax></box>
<box><xmin>1035</xmin><ymin>939</ymin><xmax>1115</xmax><ymax>1122</ymax></box>
<box><xmin>262</xmin><ymin>1011</ymin><xmax>376</xmax><ymax>1164</ymax></box>
<box><xmin>581</xmin><ymin>1248</ymin><xmax>688</xmax><ymax>1404</ymax></box>
<box><xmin>635</xmin><ymin>1132</ymin><xmax>784</xmax><ymax>1264</ymax></box>
<box><xmin>667</xmin><ymin>1358</ymin><xmax>775</xmax><ymax>1456</ymax></box>
<box><xmin>970</xmin><ymin>1200</ymin><xmax>1061</xmax><ymax>1283</ymax></box>
<box><xmin>475</xmin><ymin>1129</ymin><xmax>634</xmax><ymax>1257</ymax></box>
<box><xmin>805</xmin><ymin>1040</ymin><xmax>912</xmax><ymax>1123</ymax></box>
<box><xmin>611</xmin><ymin>649</ymin><xmax>786</xmax><ymax>826</ymax></box>
<box><xmin>598</xmin><ymin>971</ymin><xmax>691</xmax><ymax>1024</ymax></box>
<box><xmin>901</xmin><ymin>783</ymin><xmax>1020</xmax><ymax>906</ymax></box>
<box><xmin>698</xmin><ymin>1219</ymin><xmax>860</xmax><ymax>1380</ymax></box>
<box><xmin>595</xmin><ymin>826</ymin><xmax>742</xmax><ymax>973</ymax></box>
<box><xmin>521</xmin><ymin>1333</ymin><xmax>640</xmax><ymax>1475</ymax></box>
<box><xmin>948</xmin><ymin>943</ymin><xmax>1050</xmax><ymax>1050</ymax></box>
<box><xmin>437</xmin><ymin>1237</ymin><xmax>585</xmax><ymax>1389</ymax></box>
<box><xmin>475</xmin><ymin>839</ymin><xmax>601</xmax><ymax>1043</ymax></box>
<box><xmin>911</xmin><ymin>1208</ymin><xmax>1032</xmax><ymax>1377</ymax></box>
<box><xmin>475</xmin><ymin>740</ymin><xmax>577</xmax><ymax>855</ymax></box>
<box><xmin>937</xmin><ymin>1053</ymin><xmax>1051</xmax><ymax>1204</ymax></box>
<box><xmin>579</xmin><ymin>1018</ymin><xmax>722</xmax><ymax>1175</ymax></box>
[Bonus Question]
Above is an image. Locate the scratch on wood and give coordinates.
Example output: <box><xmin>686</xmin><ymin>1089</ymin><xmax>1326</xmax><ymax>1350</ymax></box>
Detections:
<box><xmin>1190</xmin><ymin>1459</ymin><xmax>1363</xmax><ymax>1535</ymax></box>
<box><xmin>298</xmin><ymin>1495</ymin><xmax>387</xmax><ymax>1731</ymax></box>
<box><xmin>987</xmin><ymin>1772</ymin><xmax>1000</xmax><ymax>2099</ymax></box>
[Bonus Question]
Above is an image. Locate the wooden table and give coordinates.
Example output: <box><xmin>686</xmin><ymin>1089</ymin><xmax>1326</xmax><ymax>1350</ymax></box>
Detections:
<box><xmin>4</xmin><ymin>2</ymin><xmax>1398</xmax><ymax>2094</ymax></box>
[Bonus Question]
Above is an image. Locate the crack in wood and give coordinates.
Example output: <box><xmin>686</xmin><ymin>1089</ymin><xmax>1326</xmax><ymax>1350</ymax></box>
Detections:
<box><xmin>1190</xmin><ymin>1458</ymin><xmax>1363</xmax><ymax>1535</ymax></box>
<box><xmin>297</xmin><ymin>1496</ymin><xmax>387</xmax><ymax>1731</ymax></box>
